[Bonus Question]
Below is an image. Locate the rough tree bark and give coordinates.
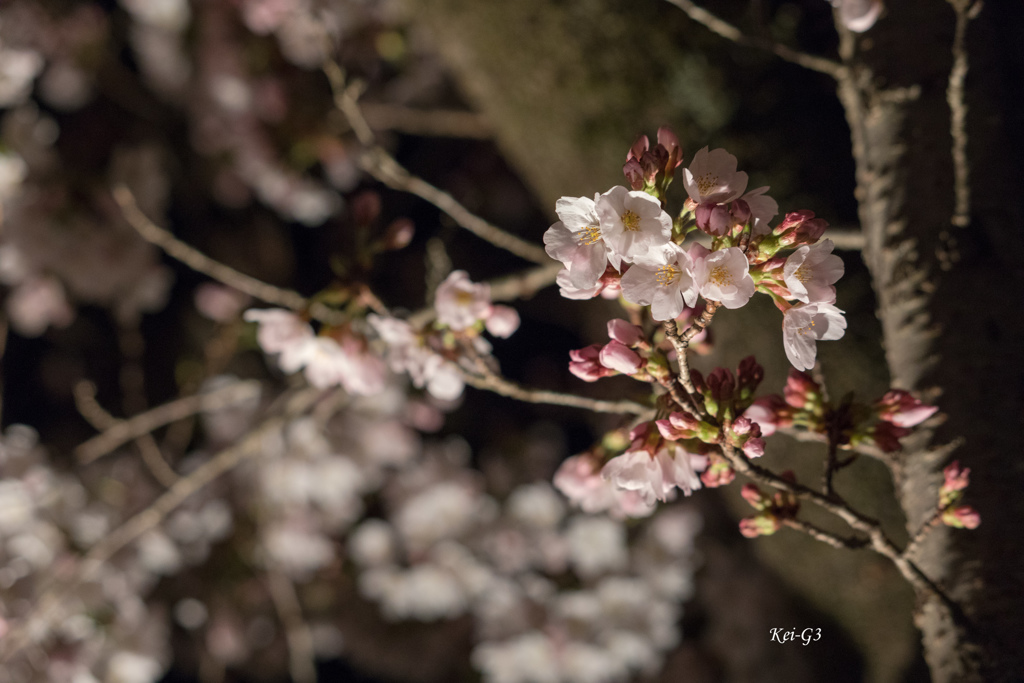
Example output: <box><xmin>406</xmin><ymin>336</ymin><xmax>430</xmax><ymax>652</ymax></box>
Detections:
<box><xmin>835</xmin><ymin>1</ymin><xmax>1024</xmax><ymax>680</ymax></box>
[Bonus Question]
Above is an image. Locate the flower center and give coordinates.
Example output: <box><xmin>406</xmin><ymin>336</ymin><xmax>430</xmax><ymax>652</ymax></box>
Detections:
<box><xmin>621</xmin><ymin>210</ymin><xmax>641</xmax><ymax>232</ymax></box>
<box><xmin>656</xmin><ymin>264</ymin><xmax>680</xmax><ymax>286</ymax></box>
<box><xmin>797</xmin><ymin>319</ymin><xmax>817</xmax><ymax>336</ymax></box>
<box><xmin>575</xmin><ymin>224</ymin><xmax>602</xmax><ymax>246</ymax></box>
<box><xmin>455</xmin><ymin>290</ymin><xmax>475</xmax><ymax>306</ymax></box>
<box><xmin>794</xmin><ymin>265</ymin><xmax>813</xmax><ymax>283</ymax></box>
<box><xmin>709</xmin><ymin>265</ymin><xmax>733</xmax><ymax>287</ymax></box>
<box><xmin>695</xmin><ymin>172</ymin><xmax>719</xmax><ymax>196</ymax></box>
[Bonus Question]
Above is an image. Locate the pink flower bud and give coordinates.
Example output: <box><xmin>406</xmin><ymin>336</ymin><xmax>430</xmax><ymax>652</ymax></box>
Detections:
<box><xmin>599</xmin><ymin>341</ymin><xmax>643</xmax><ymax>375</ymax></box>
<box><xmin>784</xmin><ymin>370</ymin><xmax>820</xmax><ymax>409</ymax></box>
<box><xmin>383</xmin><ymin>218</ymin><xmax>414</xmax><ymax>250</ymax></box>
<box><xmin>730</xmin><ymin>199</ymin><xmax>751</xmax><ymax>224</ymax></box>
<box><xmin>484</xmin><ymin>305</ymin><xmax>520</xmax><ymax>338</ymax></box>
<box><xmin>623</xmin><ymin>158</ymin><xmax>645</xmax><ymax>190</ymax></box>
<box><xmin>657</xmin><ymin>127</ymin><xmax>682</xmax><ymax>168</ymax></box>
<box><xmin>741</xmin><ymin>483</ymin><xmax>768</xmax><ymax>510</ymax></box>
<box><xmin>743</xmin><ymin>437</ymin><xmax>766</xmax><ymax>458</ymax></box>
<box><xmin>942</xmin><ymin>460</ymin><xmax>970</xmax><ymax>492</ymax></box>
<box><xmin>942</xmin><ymin>505</ymin><xmax>981</xmax><ymax>529</ymax></box>
<box><xmin>743</xmin><ymin>395</ymin><xmax>787</xmax><ymax>436</ymax></box>
<box><xmin>707</xmin><ymin>368</ymin><xmax>735</xmax><ymax>403</ymax></box>
<box><xmin>872</xmin><ymin>421</ymin><xmax>911</xmax><ymax>453</ymax></box>
<box><xmin>568</xmin><ymin>345</ymin><xmax>614</xmax><ymax>382</ymax></box>
<box><xmin>739</xmin><ymin>513</ymin><xmax>780</xmax><ymax>538</ymax></box>
<box><xmin>700</xmin><ymin>458</ymin><xmax>735</xmax><ymax>488</ymax></box>
<box><xmin>776</xmin><ymin>210</ymin><xmax>828</xmax><ymax>247</ymax></box>
<box><xmin>656</xmin><ymin>411</ymin><xmax>700</xmax><ymax>441</ymax></box>
<box><xmin>875</xmin><ymin>389</ymin><xmax>938</xmax><ymax>427</ymax></box>
<box><xmin>627</xmin><ymin>134</ymin><xmax>649</xmax><ymax>162</ymax></box>
<box><xmin>606</xmin><ymin>318</ymin><xmax>644</xmax><ymax>346</ymax></box>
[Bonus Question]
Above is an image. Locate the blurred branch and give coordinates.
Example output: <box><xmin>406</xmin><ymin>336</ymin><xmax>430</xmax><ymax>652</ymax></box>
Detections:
<box><xmin>663</xmin><ymin>0</ymin><xmax>847</xmax><ymax>79</ymax></box>
<box><xmin>323</xmin><ymin>60</ymin><xmax>550</xmax><ymax>265</ymax></box>
<box><xmin>360</xmin><ymin>102</ymin><xmax>493</xmax><ymax>139</ymax></box>
<box><xmin>74</xmin><ymin>381</ymin><xmax>180</xmax><ymax>487</ymax></box>
<box><xmin>76</xmin><ymin>380</ymin><xmax>262</xmax><ymax>464</ymax></box>
<box><xmin>782</xmin><ymin>518</ymin><xmax>868</xmax><ymax>550</ymax></box>
<box><xmin>112</xmin><ymin>185</ymin><xmax>347</xmax><ymax>326</ymax></box>
<box><xmin>265</xmin><ymin>568</ymin><xmax>318</xmax><ymax>683</ymax></box>
<box><xmin>0</xmin><ymin>388</ymin><xmax>323</xmax><ymax>666</ymax></box>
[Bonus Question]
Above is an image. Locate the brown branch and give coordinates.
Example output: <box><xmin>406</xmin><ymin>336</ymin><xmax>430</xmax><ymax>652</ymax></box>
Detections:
<box><xmin>74</xmin><ymin>381</ymin><xmax>180</xmax><ymax>488</ymax></box>
<box><xmin>76</xmin><ymin>380</ymin><xmax>262</xmax><ymax>464</ymax></box>
<box><xmin>782</xmin><ymin>518</ymin><xmax>868</xmax><ymax>550</ymax></box>
<box><xmin>112</xmin><ymin>185</ymin><xmax>346</xmax><ymax>326</ymax></box>
<box><xmin>458</xmin><ymin>363</ymin><xmax>652</xmax><ymax>417</ymax></box>
<box><xmin>0</xmin><ymin>388</ymin><xmax>323</xmax><ymax>666</ymax></box>
<box><xmin>719</xmin><ymin>442</ymin><xmax>958</xmax><ymax>615</ymax></box>
<box><xmin>265</xmin><ymin>568</ymin><xmax>318</xmax><ymax>683</ymax></box>
<box><xmin>902</xmin><ymin>507</ymin><xmax>945</xmax><ymax>561</ymax></box>
<box><xmin>663</xmin><ymin>0</ymin><xmax>847</xmax><ymax>79</ymax></box>
<box><xmin>323</xmin><ymin>61</ymin><xmax>550</xmax><ymax>265</ymax></box>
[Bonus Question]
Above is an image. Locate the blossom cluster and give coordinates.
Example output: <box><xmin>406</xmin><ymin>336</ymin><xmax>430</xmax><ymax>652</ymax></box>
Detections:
<box><xmin>544</xmin><ymin>134</ymin><xmax>846</xmax><ymax>371</ymax></box>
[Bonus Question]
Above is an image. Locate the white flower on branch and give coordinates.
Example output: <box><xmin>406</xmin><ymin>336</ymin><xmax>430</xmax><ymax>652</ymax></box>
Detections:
<box><xmin>620</xmin><ymin>243</ymin><xmax>697</xmax><ymax>321</ymax></box>
<box><xmin>783</xmin><ymin>238</ymin><xmax>845</xmax><ymax>303</ymax></box>
<box><xmin>690</xmin><ymin>244</ymin><xmax>755</xmax><ymax>309</ymax></box>
<box><xmin>782</xmin><ymin>302</ymin><xmax>847</xmax><ymax>370</ymax></box>
<box><xmin>682</xmin><ymin>146</ymin><xmax>748</xmax><ymax>205</ymax></box>
<box><xmin>596</xmin><ymin>186</ymin><xmax>672</xmax><ymax>262</ymax></box>
<box><xmin>544</xmin><ymin>194</ymin><xmax>620</xmax><ymax>289</ymax></box>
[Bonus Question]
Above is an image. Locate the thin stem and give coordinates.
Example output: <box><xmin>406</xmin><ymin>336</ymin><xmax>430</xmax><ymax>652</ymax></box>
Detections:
<box><xmin>74</xmin><ymin>381</ymin><xmax>180</xmax><ymax>488</ymax></box>
<box><xmin>0</xmin><ymin>389</ymin><xmax>323</xmax><ymax>666</ymax></box>
<box><xmin>663</xmin><ymin>0</ymin><xmax>847</xmax><ymax>79</ymax></box>
<box><xmin>902</xmin><ymin>507</ymin><xmax>945</xmax><ymax>560</ymax></box>
<box><xmin>457</xmin><ymin>348</ymin><xmax>651</xmax><ymax>417</ymax></box>
<box><xmin>76</xmin><ymin>380</ymin><xmax>262</xmax><ymax>464</ymax></box>
<box><xmin>265</xmin><ymin>569</ymin><xmax>318</xmax><ymax>683</ymax></box>
<box><xmin>324</xmin><ymin>60</ymin><xmax>550</xmax><ymax>265</ymax></box>
<box><xmin>782</xmin><ymin>518</ymin><xmax>867</xmax><ymax>550</ymax></box>
<box><xmin>112</xmin><ymin>185</ymin><xmax>346</xmax><ymax>326</ymax></box>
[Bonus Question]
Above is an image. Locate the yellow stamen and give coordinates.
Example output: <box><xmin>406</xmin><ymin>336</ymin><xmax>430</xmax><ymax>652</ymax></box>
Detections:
<box><xmin>621</xmin><ymin>210</ymin><xmax>641</xmax><ymax>232</ymax></box>
<box><xmin>656</xmin><ymin>264</ymin><xmax>680</xmax><ymax>286</ymax></box>
<box><xmin>455</xmin><ymin>290</ymin><xmax>474</xmax><ymax>305</ymax></box>
<box><xmin>797</xmin><ymin>320</ymin><xmax>817</xmax><ymax>336</ymax></box>
<box><xmin>575</xmin><ymin>225</ymin><xmax>602</xmax><ymax>245</ymax></box>
<box><xmin>794</xmin><ymin>265</ymin><xmax>813</xmax><ymax>283</ymax></box>
<box><xmin>695</xmin><ymin>172</ymin><xmax>719</xmax><ymax>196</ymax></box>
<box><xmin>709</xmin><ymin>265</ymin><xmax>733</xmax><ymax>287</ymax></box>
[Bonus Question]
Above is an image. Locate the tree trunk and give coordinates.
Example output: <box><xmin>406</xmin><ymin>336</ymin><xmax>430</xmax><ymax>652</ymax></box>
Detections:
<box><xmin>835</xmin><ymin>2</ymin><xmax>1024</xmax><ymax>680</ymax></box>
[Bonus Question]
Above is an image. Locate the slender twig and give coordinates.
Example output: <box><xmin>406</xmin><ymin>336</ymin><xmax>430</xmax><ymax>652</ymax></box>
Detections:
<box><xmin>946</xmin><ymin>0</ymin><xmax>979</xmax><ymax>228</ymax></box>
<box><xmin>458</xmin><ymin>360</ymin><xmax>651</xmax><ymax>417</ymax></box>
<box><xmin>74</xmin><ymin>381</ymin><xmax>180</xmax><ymax>487</ymax></box>
<box><xmin>663</xmin><ymin>0</ymin><xmax>847</xmax><ymax>79</ymax></box>
<box><xmin>265</xmin><ymin>568</ymin><xmax>318</xmax><ymax>683</ymax></box>
<box><xmin>112</xmin><ymin>185</ymin><xmax>347</xmax><ymax>326</ymax></box>
<box><xmin>323</xmin><ymin>60</ymin><xmax>550</xmax><ymax>265</ymax></box>
<box><xmin>663</xmin><ymin>302</ymin><xmax>720</xmax><ymax>417</ymax></box>
<box><xmin>718</xmin><ymin>442</ymin><xmax>957</xmax><ymax>613</ymax></box>
<box><xmin>0</xmin><ymin>388</ymin><xmax>323</xmax><ymax>665</ymax></box>
<box><xmin>76</xmin><ymin>380</ymin><xmax>262</xmax><ymax>464</ymax></box>
<box><xmin>358</xmin><ymin>102</ymin><xmax>492</xmax><ymax>140</ymax></box>
<box><xmin>782</xmin><ymin>518</ymin><xmax>867</xmax><ymax>550</ymax></box>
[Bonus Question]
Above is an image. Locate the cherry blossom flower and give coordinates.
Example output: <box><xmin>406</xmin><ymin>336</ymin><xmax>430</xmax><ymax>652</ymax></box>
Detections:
<box><xmin>689</xmin><ymin>244</ymin><xmax>755</xmax><ymax>309</ymax></box>
<box><xmin>601</xmin><ymin>445</ymin><xmax>705</xmax><ymax>505</ymax></box>
<box><xmin>368</xmin><ymin>314</ymin><xmax>465</xmax><ymax>400</ymax></box>
<box><xmin>782</xmin><ymin>302</ymin><xmax>847</xmax><ymax>370</ymax></box>
<box><xmin>596</xmin><ymin>186</ymin><xmax>672</xmax><ymax>262</ymax></box>
<box><xmin>244</xmin><ymin>307</ymin><xmax>313</xmax><ymax>354</ymax></box>
<box><xmin>6</xmin><ymin>276</ymin><xmax>74</xmax><ymax>337</ymax></box>
<box><xmin>553</xmin><ymin>454</ymin><xmax>655</xmax><ymax>519</ymax></box>
<box><xmin>783</xmin><ymin>239</ymin><xmax>844</xmax><ymax>303</ymax></box>
<box><xmin>435</xmin><ymin>270</ymin><xmax>491</xmax><ymax>331</ymax></box>
<box><xmin>682</xmin><ymin>147</ymin><xmax>749</xmax><ymax>205</ymax></box>
<box><xmin>484</xmin><ymin>305</ymin><xmax>520</xmax><ymax>338</ymax></box>
<box><xmin>543</xmin><ymin>194</ymin><xmax>619</xmax><ymax>288</ymax></box>
<box><xmin>620</xmin><ymin>244</ymin><xmax>698</xmax><ymax>321</ymax></box>
<box><xmin>741</xmin><ymin>186</ymin><xmax>779</xmax><ymax>236</ymax></box>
